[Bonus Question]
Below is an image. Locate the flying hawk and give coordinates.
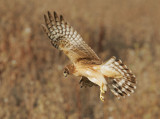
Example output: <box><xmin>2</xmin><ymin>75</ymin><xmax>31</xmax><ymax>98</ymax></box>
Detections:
<box><xmin>42</xmin><ymin>11</ymin><xmax>136</xmax><ymax>101</ymax></box>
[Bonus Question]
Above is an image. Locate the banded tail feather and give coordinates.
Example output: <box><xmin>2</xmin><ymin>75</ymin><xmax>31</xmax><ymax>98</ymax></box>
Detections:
<box><xmin>101</xmin><ymin>56</ymin><xmax>136</xmax><ymax>99</ymax></box>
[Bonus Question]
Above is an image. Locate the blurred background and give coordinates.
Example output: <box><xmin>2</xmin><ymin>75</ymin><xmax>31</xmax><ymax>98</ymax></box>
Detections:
<box><xmin>0</xmin><ymin>0</ymin><xmax>160</xmax><ymax>119</ymax></box>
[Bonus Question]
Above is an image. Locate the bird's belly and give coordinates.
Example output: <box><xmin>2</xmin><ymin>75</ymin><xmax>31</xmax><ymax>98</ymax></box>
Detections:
<box><xmin>73</xmin><ymin>68</ymin><xmax>96</xmax><ymax>77</ymax></box>
<box><xmin>74</xmin><ymin>67</ymin><xmax>107</xmax><ymax>86</ymax></box>
<box><xmin>74</xmin><ymin>67</ymin><xmax>98</xmax><ymax>77</ymax></box>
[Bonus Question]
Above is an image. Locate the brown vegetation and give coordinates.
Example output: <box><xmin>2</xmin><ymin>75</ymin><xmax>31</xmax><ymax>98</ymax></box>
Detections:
<box><xmin>0</xmin><ymin>0</ymin><xmax>160</xmax><ymax>119</ymax></box>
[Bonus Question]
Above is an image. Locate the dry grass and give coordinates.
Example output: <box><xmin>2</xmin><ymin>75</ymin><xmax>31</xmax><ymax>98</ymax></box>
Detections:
<box><xmin>0</xmin><ymin>0</ymin><xmax>160</xmax><ymax>119</ymax></box>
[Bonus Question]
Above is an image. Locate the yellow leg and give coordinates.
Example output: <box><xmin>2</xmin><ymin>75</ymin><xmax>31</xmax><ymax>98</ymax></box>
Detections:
<box><xmin>100</xmin><ymin>83</ymin><xmax>105</xmax><ymax>102</ymax></box>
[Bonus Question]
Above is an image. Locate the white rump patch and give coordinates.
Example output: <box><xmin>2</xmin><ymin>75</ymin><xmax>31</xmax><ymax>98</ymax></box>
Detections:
<box><xmin>100</xmin><ymin>65</ymin><xmax>121</xmax><ymax>78</ymax></box>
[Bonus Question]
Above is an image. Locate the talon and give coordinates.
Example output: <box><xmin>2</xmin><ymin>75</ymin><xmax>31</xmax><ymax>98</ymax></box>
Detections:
<box><xmin>100</xmin><ymin>84</ymin><xmax>105</xmax><ymax>102</ymax></box>
<box><xmin>100</xmin><ymin>94</ymin><xmax>104</xmax><ymax>101</ymax></box>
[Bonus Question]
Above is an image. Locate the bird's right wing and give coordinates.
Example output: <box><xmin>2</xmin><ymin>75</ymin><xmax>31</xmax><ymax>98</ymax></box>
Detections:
<box><xmin>42</xmin><ymin>11</ymin><xmax>102</xmax><ymax>65</ymax></box>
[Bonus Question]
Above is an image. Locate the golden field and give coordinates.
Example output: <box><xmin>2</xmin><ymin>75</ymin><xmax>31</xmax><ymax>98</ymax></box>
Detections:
<box><xmin>0</xmin><ymin>0</ymin><xmax>160</xmax><ymax>119</ymax></box>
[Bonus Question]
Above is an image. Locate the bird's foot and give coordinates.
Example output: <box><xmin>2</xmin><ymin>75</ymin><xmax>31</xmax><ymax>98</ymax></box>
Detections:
<box><xmin>100</xmin><ymin>84</ymin><xmax>105</xmax><ymax>102</ymax></box>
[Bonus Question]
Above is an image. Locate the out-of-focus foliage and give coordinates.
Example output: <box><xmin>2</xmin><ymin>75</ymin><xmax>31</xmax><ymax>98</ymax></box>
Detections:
<box><xmin>0</xmin><ymin>0</ymin><xmax>160</xmax><ymax>119</ymax></box>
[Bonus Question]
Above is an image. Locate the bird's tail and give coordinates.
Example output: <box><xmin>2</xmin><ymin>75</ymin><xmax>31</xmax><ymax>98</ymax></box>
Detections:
<box><xmin>101</xmin><ymin>56</ymin><xmax>137</xmax><ymax>99</ymax></box>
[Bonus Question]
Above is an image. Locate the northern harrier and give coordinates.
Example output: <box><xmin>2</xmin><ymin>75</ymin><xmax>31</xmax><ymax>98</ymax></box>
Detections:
<box><xmin>42</xmin><ymin>11</ymin><xmax>136</xmax><ymax>101</ymax></box>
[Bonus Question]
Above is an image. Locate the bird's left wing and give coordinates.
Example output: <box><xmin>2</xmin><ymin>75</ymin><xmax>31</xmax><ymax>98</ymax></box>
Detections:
<box><xmin>42</xmin><ymin>11</ymin><xmax>102</xmax><ymax>65</ymax></box>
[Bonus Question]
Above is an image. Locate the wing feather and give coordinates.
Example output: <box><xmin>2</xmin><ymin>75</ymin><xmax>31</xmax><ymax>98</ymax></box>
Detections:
<box><xmin>42</xmin><ymin>11</ymin><xmax>102</xmax><ymax>64</ymax></box>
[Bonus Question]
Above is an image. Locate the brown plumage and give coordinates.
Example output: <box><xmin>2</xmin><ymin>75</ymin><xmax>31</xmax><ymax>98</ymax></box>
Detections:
<box><xmin>42</xmin><ymin>11</ymin><xmax>137</xmax><ymax>101</ymax></box>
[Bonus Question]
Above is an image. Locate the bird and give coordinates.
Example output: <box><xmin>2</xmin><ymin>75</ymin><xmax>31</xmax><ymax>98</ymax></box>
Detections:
<box><xmin>41</xmin><ymin>11</ymin><xmax>137</xmax><ymax>101</ymax></box>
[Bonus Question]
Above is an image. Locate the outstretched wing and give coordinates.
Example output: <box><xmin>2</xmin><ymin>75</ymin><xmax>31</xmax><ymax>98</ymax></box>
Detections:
<box><xmin>42</xmin><ymin>11</ymin><xmax>102</xmax><ymax>65</ymax></box>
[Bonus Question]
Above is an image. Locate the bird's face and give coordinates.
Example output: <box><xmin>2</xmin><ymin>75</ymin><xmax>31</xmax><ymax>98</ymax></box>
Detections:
<box><xmin>63</xmin><ymin>67</ymin><xmax>69</xmax><ymax>77</ymax></box>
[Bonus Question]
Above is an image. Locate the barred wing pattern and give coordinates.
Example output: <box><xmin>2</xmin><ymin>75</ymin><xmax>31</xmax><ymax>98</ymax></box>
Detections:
<box><xmin>42</xmin><ymin>11</ymin><xmax>102</xmax><ymax>64</ymax></box>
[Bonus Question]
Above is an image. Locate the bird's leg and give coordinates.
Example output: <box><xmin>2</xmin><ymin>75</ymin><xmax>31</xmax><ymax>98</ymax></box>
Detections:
<box><xmin>100</xmin><ymin>83</ymin><xmax>105</xmax><ymax>101</ymax></box>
